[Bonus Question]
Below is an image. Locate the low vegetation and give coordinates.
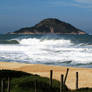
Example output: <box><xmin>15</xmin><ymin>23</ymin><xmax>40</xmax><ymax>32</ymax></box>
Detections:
<box><xmin>0</xmin><ymin>70</ymin><xmax>92</xmax><ymax>92</ymax></box>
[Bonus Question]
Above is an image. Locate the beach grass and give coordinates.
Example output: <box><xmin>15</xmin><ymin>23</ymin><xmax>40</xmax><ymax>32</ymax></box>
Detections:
<box><xmin>0</xmin><ymin>70</ymin><xmax>92</xmax><ymax>92</ymax></box>
<box><xmin>0</xmin><ymin>70</ymin><xmax>66</xmax><ymax>92</ymax></box>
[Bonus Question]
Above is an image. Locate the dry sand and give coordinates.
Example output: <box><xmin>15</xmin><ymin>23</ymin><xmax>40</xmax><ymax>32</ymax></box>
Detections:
<box><xmin>0</xmin><ymin>62</ymin><xmax>92</xmax><ymax>89</ymax></box>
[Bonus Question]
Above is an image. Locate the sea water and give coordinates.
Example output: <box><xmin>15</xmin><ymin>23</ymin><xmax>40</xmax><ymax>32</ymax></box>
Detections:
<box><xmin>0</xmin><ymin>34</ymin><xmax>92</xmax><ymax>68</ymax></box>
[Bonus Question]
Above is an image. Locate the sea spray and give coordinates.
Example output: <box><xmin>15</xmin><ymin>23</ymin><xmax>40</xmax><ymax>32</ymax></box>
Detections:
<box><xmin>0</xmin><ymin>34</ymin><xmax>92</xmax><ymax>67</ymax></box>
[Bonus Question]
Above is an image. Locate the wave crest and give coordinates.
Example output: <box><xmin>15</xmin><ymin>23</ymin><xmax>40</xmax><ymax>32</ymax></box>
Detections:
<box><xmin>19</xmin><ymin>38</ymin><xmax>73</xmax><ymax>47</ymax></box>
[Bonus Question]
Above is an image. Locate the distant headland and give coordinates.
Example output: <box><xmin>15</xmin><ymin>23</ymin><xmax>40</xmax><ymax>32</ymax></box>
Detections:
<box><xmin>10</xmin><ymin>18</ymin><xmax>87</xmax><ymax>34</ymax></box>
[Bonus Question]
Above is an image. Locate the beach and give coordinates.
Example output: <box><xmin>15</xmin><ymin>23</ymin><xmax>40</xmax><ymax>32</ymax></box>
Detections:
<box><xmin>0</xmin><ymin>62</ymin><xmax>92</xmax><ymax>89</ymax></box>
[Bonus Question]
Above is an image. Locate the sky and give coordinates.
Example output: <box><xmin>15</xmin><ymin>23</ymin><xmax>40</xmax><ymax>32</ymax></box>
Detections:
<box><xmin>0</xmin><ymin>0</ymin><xmax>92</xmax><ymax>34</ymax></box>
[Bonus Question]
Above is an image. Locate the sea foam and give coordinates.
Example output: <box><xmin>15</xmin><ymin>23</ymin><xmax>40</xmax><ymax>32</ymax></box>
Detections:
<box><xmin>0</xmin><ymin>35</ymin><xmax>92</xmax><ymax>67</ymax></box>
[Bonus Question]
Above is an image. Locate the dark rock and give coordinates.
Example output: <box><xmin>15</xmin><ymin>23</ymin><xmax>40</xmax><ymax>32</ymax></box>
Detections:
<box><xmin>12</xmin><ymin>18</ymin><xmax>87</xmax><ymax>34</ymax></box>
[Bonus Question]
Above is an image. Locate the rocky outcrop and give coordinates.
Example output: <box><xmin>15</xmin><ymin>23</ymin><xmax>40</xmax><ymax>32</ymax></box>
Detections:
<box><xmin>12</xmin><ymin>18</ymin><xmax>87</xmax><ymax>34</ymax></box>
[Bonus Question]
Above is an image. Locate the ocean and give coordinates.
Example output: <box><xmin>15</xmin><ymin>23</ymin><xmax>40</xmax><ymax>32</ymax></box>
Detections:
<box><xmin>0</xmin><ymin>34</ymin><xmax>92</xmax><ymax>68</ymax></box>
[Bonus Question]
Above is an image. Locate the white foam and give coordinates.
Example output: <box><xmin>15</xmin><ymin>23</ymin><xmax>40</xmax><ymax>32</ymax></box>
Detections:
<box><xmin>19</xmin><ymin>38</ymin><xmax>73</xmax><ymax>46</ymax></box>
<box><xmin>0</xmin><ymin>38</ymin><xmax>92</xmax><ymax>65</ymax></box>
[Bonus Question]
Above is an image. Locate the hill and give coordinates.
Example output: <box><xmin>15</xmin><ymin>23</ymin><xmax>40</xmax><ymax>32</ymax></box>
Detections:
<box><xmin>11</xmin><ymin>18</ymin><xmax>86</xmax><ymax>34</ymax></box>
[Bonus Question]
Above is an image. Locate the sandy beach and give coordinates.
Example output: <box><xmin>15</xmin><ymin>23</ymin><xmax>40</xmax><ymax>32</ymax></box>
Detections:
<box><xmin>0</xmin><ymin>62</ymin><xmax>92</xmax><ymax>89</ymax></box>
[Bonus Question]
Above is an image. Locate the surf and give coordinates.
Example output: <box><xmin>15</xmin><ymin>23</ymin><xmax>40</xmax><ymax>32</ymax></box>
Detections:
<box><xmin>0</xmin><ymin>34</ymin><xmax>92</xmax><ymax>67</ymax></box>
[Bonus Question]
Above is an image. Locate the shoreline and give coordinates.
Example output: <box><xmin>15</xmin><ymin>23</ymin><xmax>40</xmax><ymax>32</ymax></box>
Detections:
<box><xmin>0</xmin><ymin>62</ymin><xmax>92</xmax><ymax>89</ymax></box>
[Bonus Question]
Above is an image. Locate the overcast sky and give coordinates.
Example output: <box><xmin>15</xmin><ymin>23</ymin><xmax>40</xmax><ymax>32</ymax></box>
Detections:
<box><xmin>0</xmin><ymin>0</ymin><xmax>92</xmax><ymax>34</ymax></box>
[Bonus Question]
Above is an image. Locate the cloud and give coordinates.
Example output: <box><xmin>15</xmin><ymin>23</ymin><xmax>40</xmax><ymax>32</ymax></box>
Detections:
<box><xmin>74</xmin><ymin>0</ymin><xmax>92</xmax><ymax>4</ymax></box>
<box><xmin>74</xmin><ymin>0</ymin><xmax>92</xmax><ymax>8</ymax></box>
<box><xmin>49</xmin><ymin>0</ymin><xmax>92</xmax><ymax>9</ymax></box>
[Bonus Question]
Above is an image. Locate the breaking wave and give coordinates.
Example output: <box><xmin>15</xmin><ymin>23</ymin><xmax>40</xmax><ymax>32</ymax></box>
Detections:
<box><xmin>0</xmin><ymin>34</ymin><xmax>92</xmax><ymax>67</ymax></box>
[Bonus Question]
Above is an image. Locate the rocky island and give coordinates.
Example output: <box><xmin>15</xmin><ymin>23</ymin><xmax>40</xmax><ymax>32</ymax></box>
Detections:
<box><xmin>11</xmin><ymin>18</ymin><xmax>86</xmax><ymax>34</ymax></box>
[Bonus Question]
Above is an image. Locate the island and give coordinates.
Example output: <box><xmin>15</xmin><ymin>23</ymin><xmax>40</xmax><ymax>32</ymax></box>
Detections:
<box><xmin>11</xmin><ymin>18</ymin><xmax>86</xmax><ymax>34</ymax></box>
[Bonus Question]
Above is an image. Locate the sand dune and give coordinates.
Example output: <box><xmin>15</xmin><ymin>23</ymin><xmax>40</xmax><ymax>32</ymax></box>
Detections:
<box><xmin>0</xmin><ymin>62</ymin><xmax>92</xmax><ymax>89</ymax></box>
